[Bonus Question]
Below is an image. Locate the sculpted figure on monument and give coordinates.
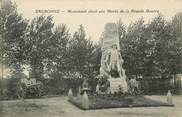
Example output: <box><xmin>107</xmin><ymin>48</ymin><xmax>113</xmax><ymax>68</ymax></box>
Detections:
<box><xmin>105</xmin><ymin>44</ymin><xmax>123</xmax><ymax>78</ymax></box>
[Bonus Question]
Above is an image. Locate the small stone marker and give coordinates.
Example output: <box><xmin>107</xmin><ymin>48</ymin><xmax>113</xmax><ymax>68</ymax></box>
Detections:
<box><xmin>167</xmin><ymin>90</ymin><xmax>173</xmax><ymax>105</ymax></box>
<box><xmin>82</xmin><ymin>91</ymin><xmax>89</xmax><ymax>109</ymax></box>
<box><xmin>68</xmin><ymin>88</ymin><xmax>73</xmax><ymax>100</ymax></box>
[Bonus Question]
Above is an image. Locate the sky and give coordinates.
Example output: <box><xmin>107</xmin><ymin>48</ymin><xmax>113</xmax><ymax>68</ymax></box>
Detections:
<box><xmin>13</xmin><ymin>0</ymin><xmax>182</xmax><ymax>43</ymax></box>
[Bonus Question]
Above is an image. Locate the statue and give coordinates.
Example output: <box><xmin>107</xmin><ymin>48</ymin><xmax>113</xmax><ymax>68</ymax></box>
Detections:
<box><xmin>98</xmin><ymin>23</ymin><xmax>128</xmax><ymax>94</ymax></box>
<box><xmin>106</xmin><ymin>44</ymin><xmax>123</xmax><ymax>78</ymax></box>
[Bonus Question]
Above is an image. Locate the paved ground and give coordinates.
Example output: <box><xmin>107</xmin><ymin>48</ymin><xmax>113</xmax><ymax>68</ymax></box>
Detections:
<box><xmin>0</xmin><ymin>95</ymin><xmax>182</xmax><ymax>117</ymax></box>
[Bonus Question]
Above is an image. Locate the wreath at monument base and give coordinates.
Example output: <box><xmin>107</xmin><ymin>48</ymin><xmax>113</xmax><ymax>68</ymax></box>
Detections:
<box><xmin>98</xmin><ymin>81</ymin><xmax>110</xmax><ymax>93</ymax></box>
<box><xmin>96</xmin><ymin>75</ymin><xmax>110</xmax><ymax>93</ymax></box>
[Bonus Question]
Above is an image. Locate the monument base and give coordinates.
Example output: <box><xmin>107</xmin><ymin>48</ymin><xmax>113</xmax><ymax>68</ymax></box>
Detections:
<box><xmin>108</xmin><ymin>78</ymin><xmax>128</xmax><ymax>93</ymax></box>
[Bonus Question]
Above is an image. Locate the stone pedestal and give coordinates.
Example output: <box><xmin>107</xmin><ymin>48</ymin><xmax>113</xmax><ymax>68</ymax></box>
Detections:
<box><xmin>108</xmin><ymin>78</ymin><xmax>128</xmax><ymax>93</ymax></box>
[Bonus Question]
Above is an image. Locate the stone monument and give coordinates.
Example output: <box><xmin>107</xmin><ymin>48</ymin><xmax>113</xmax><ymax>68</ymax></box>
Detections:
<box><xmin>99</xmin><ymin>23</ymin><xmax>128</xmax><ymax>93</ymax></box>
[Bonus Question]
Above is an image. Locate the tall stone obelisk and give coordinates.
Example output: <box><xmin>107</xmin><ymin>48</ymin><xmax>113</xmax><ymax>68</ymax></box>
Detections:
<box><xmin>99</xmin><ymin>23</ymin><xmax>128</xmax><ymax>93</ymax></box>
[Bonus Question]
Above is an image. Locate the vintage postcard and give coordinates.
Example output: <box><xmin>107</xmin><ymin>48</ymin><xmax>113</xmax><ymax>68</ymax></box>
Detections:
<box><xmin>0</xmin><ymin>0</ymin><xmax>182</xmax><ymax>117</ymax></box>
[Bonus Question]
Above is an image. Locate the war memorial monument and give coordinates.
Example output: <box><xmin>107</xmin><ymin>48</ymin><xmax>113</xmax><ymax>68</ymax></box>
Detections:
<box><xmin>68</xmin><ymin>23</ymin><xmax>174</xmax><ymax>110</ymax></box>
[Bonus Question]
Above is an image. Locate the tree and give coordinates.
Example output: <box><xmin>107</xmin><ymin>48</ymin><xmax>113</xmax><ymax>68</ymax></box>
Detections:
<box><xmin>44</xmin><ymin>24</ymin><xmax>71</xmax><ymax>78</ymax></box>
<box><xmin>146</xmin><ymin>15</ymin><xmax>181</xmax><ymax>76</ymax></box>
<box><xmin>26</xmin><ymin>15</ymin><xmax>54</xmax><ymax>79</ymax></box>
<box><xmin>172</xmin><ymin>12</ymin><xmax>182</xmax><ymax>73</ymax></box>
<box><xmin>0</xmin><ymin>0</ymin><xmax>28</xmax><ymax>74</ymax></box>
<box><xmin>89</xmin><ymin>42</ymin><xmax>102</xmax><ymax>75</ymax></box>
<box><xmin>68</xmin><ymin>25</ymin><xmax>95</xmax><ymax>77</ymax></box>
<box><xmin>121</xmin><ymin>18</ymin><xmax>146</xmax><ymax>77</ymax></box>
<box><xmin>121</xmin><ymin>14</ymin><xmax>182</xmax><ymax>78</ymax></box>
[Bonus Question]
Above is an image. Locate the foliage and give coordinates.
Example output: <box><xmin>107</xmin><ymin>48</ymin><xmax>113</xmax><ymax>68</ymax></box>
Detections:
<box><xmin>0</xmin><ymin>0</ymin><xmax>28</xmax><ymax>70</ymax></box>
<box><xmin>43</xmin><ymin>24</ymin><xmax>71</xmax><ymax>78</ymax></box>
<box><xmin>26</xmin><ymin>15</ymin><xmax>54</xmax><ymax>80</ymax></box>
<box><xmin>172</xmin><ymin>12</ymin><xmax>182</xmax><ymax>73</ymax></box>
<box><xmin>120</xmin><ymin>15</ymin><xmax>182</xmax><ymax>78</ymax></box>
<box><xmin>68</xmin><ymin>25</ymin><xmax>95</xmax><ymax>77</ymax></box>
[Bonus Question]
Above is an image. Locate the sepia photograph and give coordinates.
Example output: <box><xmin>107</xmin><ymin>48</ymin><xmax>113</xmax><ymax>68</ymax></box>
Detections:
<box><xmin>0</xmin><ymin>0</ymin><xmax>182</xmax><ymax>117</ymax></box>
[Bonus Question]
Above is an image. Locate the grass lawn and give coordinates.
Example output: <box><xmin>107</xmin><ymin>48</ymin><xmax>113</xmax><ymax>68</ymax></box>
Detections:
<box><xmin>69</xmin><ymin>95</ymin><xmax>174</xmax><ymax>110</ymax></box>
